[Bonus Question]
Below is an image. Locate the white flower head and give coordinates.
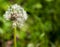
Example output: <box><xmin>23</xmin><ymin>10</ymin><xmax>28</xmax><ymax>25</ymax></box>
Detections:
<box><xmin>27</xmin><ymin>43</ymin><xmax>34</xmax><ymax>47</ymax></box>
<box><xmin>4</xmin><ymin>4</ymin><xmax>28</xmax><ymax>28</ymax></box>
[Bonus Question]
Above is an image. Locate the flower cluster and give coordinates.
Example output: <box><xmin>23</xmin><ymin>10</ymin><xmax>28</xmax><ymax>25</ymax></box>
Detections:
<box><xmin>4</xmin><ymin>4</ymin><xmax>28</xmax><ymax>28</ymax></box>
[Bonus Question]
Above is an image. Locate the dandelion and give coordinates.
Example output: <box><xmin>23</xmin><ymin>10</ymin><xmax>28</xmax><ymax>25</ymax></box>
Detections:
<box><xmin>4</xmin><ymin>4</ymin><xmax>28</xmax><ymax>28</ymax></box>
<box><xmin>4</xmin><ymin>4</ymin><xmax>28</xmax><ymax>47</ymax></box>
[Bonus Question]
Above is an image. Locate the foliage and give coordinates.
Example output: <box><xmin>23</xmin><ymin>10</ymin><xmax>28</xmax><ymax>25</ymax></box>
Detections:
<box><xmin>0</xmin><ymin>0</ymin><xmax>60</xmax><ymax>47</ymax></box>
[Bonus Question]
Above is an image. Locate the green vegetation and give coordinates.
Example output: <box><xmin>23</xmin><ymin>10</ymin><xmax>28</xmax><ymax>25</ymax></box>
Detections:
<box><xmin>0</xmin><ymin>0</ymin><xmax>60</xmax><ymax>47</ymax></box>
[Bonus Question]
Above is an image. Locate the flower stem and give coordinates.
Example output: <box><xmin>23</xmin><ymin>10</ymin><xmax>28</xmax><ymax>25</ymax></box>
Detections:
<box><xmin>14</xmin><ymin>27</ymin><xmax>16</xmax><ymax>47</ymax></box>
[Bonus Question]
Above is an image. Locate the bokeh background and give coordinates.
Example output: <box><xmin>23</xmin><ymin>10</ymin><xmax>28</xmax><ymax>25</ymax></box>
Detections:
<box><xmin>0</xmin><ymin>0</ymin><xmax>60</xmax><ymax>47</ymax></box>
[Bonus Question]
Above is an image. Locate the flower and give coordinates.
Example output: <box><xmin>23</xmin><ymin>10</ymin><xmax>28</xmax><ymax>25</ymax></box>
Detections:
<box><xmin>27</xmin><ymin>43</ymin><xmax>34</xmax><ymax>47</ymax></box>
<box><xmin>4</xmin><ymin>4</ymin><xmax>28</xmax><ymax>28</ymax></box>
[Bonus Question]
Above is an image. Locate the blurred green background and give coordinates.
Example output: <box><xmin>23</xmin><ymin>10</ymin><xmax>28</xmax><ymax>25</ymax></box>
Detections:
<box><xmin>0</xmin><ymin>0</ymin><xmax>60</xmax><ymax>47</ymax></box>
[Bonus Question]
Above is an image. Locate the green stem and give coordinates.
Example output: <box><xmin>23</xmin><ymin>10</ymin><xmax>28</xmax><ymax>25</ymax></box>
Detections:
<box><xmin>14</xmin><ymin>27</ymin><xmax>16</xmax><ymax>47</ymax></box>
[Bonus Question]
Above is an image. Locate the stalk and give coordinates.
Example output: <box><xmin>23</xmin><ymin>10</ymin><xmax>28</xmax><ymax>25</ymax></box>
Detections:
<box><xmin>14</xmin><ymin>27</ymin><xmax>16</xmax><ymax>47</ymax></box>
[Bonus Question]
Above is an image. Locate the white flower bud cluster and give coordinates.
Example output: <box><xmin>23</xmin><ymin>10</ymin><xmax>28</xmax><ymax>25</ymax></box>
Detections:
<box><xmin>4</xmin><ymin>4</ymin><xmax>28</xmax><ymax>28</ymax></box>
